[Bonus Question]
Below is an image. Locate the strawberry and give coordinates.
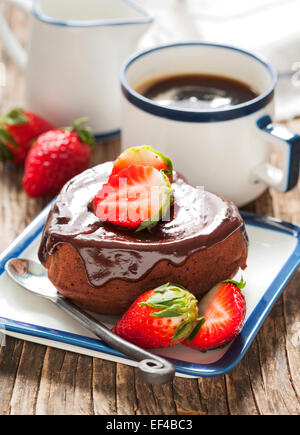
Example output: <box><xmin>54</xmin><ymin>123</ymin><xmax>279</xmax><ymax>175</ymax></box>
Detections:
<box><xmin>110</xmin><ymin>146</ymin><xmax>173</xmax><ymax>182</ymax></box>
<box><xmin>93</xmin><ymin>164</ymin><xmax>173</xmax><ymax>231</ymax></box>
<box><xmin>0</xmin><ymin>108</ymin><xmax>54</xmax><ymax>164</ymax></box>
<box><xmin>183</xmin><ymin>278</ymin><xmax>246</xmax><ymax>351</ymax></box>
<box><xmin>23</xmin><ymin>118</ymin><xmax>95</xmax><ymax>198</ymax></box>
<box><xmin>112</xmin><ymin>283</ymin><xmax>199</xmax><ymax>349</ymax></box>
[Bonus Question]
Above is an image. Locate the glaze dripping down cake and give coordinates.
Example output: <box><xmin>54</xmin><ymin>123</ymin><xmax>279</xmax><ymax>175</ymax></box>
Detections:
<box><xmin>38</xmin><ymin>161</ymin><xmax>248</xmax><ymax>315</ymax></box>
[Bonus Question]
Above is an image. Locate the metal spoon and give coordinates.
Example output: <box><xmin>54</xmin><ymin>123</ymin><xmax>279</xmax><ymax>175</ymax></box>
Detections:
<box><xmin>5</xmin><ymin>258</ymin><xmax>175</xmax><ymax>385</ymax></box>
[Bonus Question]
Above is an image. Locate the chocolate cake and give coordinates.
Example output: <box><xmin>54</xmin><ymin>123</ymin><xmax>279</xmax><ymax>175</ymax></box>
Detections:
<box><xmin>39</xmin><ymin>162</ymin><xmax>248</xmax><ymax>315</ymax></box>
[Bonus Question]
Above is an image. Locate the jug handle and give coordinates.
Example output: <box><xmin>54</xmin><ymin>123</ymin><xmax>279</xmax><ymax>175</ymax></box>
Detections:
<box><xmin>0</xmin><ymin>0</ymin><xmax>32</xmax><ymax>70</ymax></box>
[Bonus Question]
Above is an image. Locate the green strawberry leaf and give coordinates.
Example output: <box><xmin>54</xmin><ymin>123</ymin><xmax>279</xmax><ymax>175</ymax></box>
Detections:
<box><xmin>0</xmin><ymin>128</ymin><xmax>18</xmax><ymax>148</ymax></box>
<box><xmin>0</xmin><ymin>141</ymin><xmax>14</xmax><ymax>161</ymax></box>
<box><xmin>136</xmin><ymin>218</ymin><xmax>159</xmax><ymax>233</ymax></box>
<box><xmin>223</xmin><ymin>276</ymin><xmax>246</xmax><ymax>291</ymax></box>
<box><xmin>139</xmin><ymin>285</ymin><xmax>188</xmax><ymax>311</ymax></box>
<box><xmin>78</xmin><ymin>129</ymin><xmax>95</xmax><ymax>147</ymax></box>
<box><xmin>186</xmin><ymin>317</ymin><xmax>206</xmax><ymax>343</ymax></box>
<box><xmin>155</xmin><ymin>149</ymin><xmax>173</xmax><ymax>181</ymax></box>
<box><xmin>144</xmin><ymin>289</ymin><xmax>185</xmax><ymax>305</ymax></box>
<box><xmin>173</xmin><ymin>320</ymin><xmax>198</xmax><ymax>342</ymax></box>
<box><xmin>154</xmin><ymin>282</ymin><xmax>172</xmax><ymax>292</ymax></box>
<box><xmin>139</xmin><ymin>302</ymin><xmax>172</xmax><ymax>310</ymax></box>
<box><xmin>154</xmin><ymin>283</ymin><xmax>187</xmax><ymax>293</ymax></box>
<box><xmin>139</xmin><ymin>283</ymin><xmax>199</xmax><ymax>329</ymax></box>
<box><xmin>72</xmin><ymin>117</ymin><xmax>88</xmax><ymax>129</ymax></box>
<box><xmin>151</xmin><ymin>308</ymin><xmax>182</xmax><ymax>318</ymax></box>
<box><xmin>71</xmin><ymin>118</ymin><xmax>96</xmax><ymax>151</ymax></box>
<box><xmin>0</xmin><ymin>108</ymin><xmax>29</xmax><ymax>126</ymax></box>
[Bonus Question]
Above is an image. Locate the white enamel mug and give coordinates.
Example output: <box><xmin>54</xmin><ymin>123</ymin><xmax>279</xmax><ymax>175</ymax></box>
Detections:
<box><xmin>0</xmin><ymin>0</ymin><xmax>153</xmax><ymax>138</ymax></box>
<box><xmin>121</xmin><ymin>43</ymin><xmax>300</xmax><ymax>206</ymax></box>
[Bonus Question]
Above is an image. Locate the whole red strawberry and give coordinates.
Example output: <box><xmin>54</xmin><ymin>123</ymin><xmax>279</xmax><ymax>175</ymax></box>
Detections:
<box><xmin>183</xmin><ymin>278</ymin><xmax>246</xmax><ymax>351</ymax></box>
<box><xmin>112</xmin><ymin>283</ymin><xmax>199</xmax><ymax>349</ymax></box>
<box><xmin>0</xmin><ymin>108</ymin><xmax>54</xmax><ymax>164</ymax></box>
<box><xmin>23</xmin><ymin>118</ymin><xmax>95</xmax><ymax>198</ymax></box>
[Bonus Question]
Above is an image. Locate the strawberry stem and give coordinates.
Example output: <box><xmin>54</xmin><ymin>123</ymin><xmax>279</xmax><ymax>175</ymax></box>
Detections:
<box><xmin>70</xmin><ymin>118</ymin><xmax>95</xmax><ymax>151</ymax></box>
<box><xmin>0</xmin><ymin>128</ymin><xmax>18</xmax><ymax>147</ymax></box>
<box><xmin>223</xmin><ymin>276</ymin><xmax>246</xmax><ymax>291</ymax></box>
<box><xmin>0</xmin><ymin>142</ymin><xmax>14</xmax><ymax>161</ymax></box>
<box><xmin>0</xmin><ymin>107</ymin><xmax>29</xmax><ymax>126</ymax></box>
<box><xmin>0</xmin><ymin>127</ymin><xmax>19</xmax><ymax>162</ymax></box>
<box><xmin>72</xmin><ymin>118</ymin><xmax>88</xmax><ymax>129</ymax></box>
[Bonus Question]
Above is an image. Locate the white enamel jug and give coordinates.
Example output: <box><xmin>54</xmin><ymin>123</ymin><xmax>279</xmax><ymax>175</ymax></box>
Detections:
<box><xmin>0</xmin><ymin>0</ymin><xmax>153</xmax><ymax>138</ymax></box>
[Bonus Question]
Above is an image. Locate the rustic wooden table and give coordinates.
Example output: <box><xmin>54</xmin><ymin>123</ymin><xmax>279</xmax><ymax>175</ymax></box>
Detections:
<box><xmin>0</xmin><ymin>6</ymin><xmax>299</xmax><ymax>415</ymax></box>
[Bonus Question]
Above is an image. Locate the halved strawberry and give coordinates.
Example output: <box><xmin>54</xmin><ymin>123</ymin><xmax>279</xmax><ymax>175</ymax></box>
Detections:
<box><xmin>183</xmin><ymin>278</ymin><xmax>246</xmax><ymax>351</ymax></box>
<box><xmin>93</xmin><ymin>164</ymin><xmax>173</xmax><ymax>231</ymax></box>
<box><xmin>112</xmin><ymin>283</ymin><xmax>199</xmax><ymax>349</ymax></box>
<box><xmin>110</xmin><ymin>146</ymin><xmax>173</xmax><ymax>182</ymax></box>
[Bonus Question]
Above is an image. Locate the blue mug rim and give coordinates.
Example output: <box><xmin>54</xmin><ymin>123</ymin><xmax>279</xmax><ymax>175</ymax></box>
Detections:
<box><xmin>121</xmin><ymin>42</ymin><xmax>277</xmax><ymax>123</ymax></box>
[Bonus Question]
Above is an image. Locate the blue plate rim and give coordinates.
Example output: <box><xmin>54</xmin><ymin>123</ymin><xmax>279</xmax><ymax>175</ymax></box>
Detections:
<box><xmin>0</xmin><ymin>206</ymin><xmax>299</xmax><ymax>377</ymax></box>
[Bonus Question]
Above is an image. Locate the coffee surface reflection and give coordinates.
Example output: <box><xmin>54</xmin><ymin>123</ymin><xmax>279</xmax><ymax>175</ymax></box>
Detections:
<box><xmin>136</xmin><ymin>74</ymin><xmax>258</xmax><ymax>110</ymax></box>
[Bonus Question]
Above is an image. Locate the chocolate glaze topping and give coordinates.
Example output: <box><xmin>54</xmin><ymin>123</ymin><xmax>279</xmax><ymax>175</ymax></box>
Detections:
<box><xmin>39</xmin><ymin>162</ymin><xmax>247</xmax><ymax>288</ymax></box>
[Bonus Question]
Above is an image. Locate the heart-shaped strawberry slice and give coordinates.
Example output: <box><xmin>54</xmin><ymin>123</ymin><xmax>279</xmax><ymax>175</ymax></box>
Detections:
<box><xmin>93</xmin><ymin>164</ymin><xmax>173</xmax><ymax>231</ymax></box>
<box><xmin>183</xmin><ymin>278</ymin><xmax>247</xmax><ymax>351</ymax></box>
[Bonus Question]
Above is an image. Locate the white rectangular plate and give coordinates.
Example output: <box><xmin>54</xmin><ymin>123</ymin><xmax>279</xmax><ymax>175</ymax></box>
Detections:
<box><xmin>0</xmin><ymin>204</ymin><xmax>299</xmax><ymax>377</ymax></box>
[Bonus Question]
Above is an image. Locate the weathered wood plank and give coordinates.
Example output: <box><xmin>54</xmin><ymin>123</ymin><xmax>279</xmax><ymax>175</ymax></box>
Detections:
<box><xmin>243</xmin><ymin>340</ymin><xmax>270</xmax><ymax>415</ymax></box>
<box><xmin>35</xmin><ymin>347</ymin><xmax>93</xmax><ymax>415</ymax></box>
<box><xmin>135</xmin><ymin>375</ymin><xmax>176</xmax><ymax>415</ymax></box>
<box><xmin>9</xmin><ymin>341</ymin><xmax>46</xmax><ymax>415</ymax></box>
<box><xmin>264</xmin><ymin>120</ymin><xmax>300</xmax><ymax>413</ymax></box>
<box><xmin>197</xmin><ymin>377</ymin><xmax>229</xmax><ymax>415</ymax></box>
<box><xmin>255</xmin><ymin>296</ymin><xmax>299</xmax><ymax>414</ymax></box>
<box><xmin>173</xmin><ymin>377</ymin><xmax>206</xmax><ymax>415</ymax></box>
<box><xmin>235</xmin><ymin>121</ymin><xmax>300</xmax><ymax>415</ymax></box>
<box><xmin>151</xmin><ymin>382</ymin><xmax>177</xmax><ymax>415</ymax></box>
<box><xmin>72</xmin><ymin>354</ymin><xmax>94</xmax><ymax>414</ymax></box>
<box><xmin>282</xmin><ymin>270</ymin><xmax>300</xmax><ymax>403</ymax></box>
<box><xmin>115</xmin><ymin>364</ymin><xmax>137</xmax><ymax>415</ymax></box>
<box><xmin>0</xmin><ymin>336</ymin><xmax>24</xmax><ymax>414</ymax></box>
<box><xmin>92</xmin><ymin>359</ymin><xmax>117</xmax><ymax>415</ymax></box>
<box><xmin>225</xmin><ymin>357</ymin><xmax>260</xmax><ymax>415</ymax></box>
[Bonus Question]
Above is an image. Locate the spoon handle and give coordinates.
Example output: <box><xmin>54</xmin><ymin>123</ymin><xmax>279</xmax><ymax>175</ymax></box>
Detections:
<box><xmin>55</xmin><ymin>296</ymin><xmax>175</xmax><ymax>385</ymax></box>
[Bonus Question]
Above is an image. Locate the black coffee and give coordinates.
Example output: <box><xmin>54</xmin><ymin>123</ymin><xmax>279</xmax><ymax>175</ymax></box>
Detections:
<box><xmin>136</xmin><ymin>74</ymin><xmax>258</xmax><ymax>110</ymax></box>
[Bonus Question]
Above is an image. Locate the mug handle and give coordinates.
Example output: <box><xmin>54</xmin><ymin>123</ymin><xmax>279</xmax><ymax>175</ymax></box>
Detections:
<box><xmin>0</xmin><ymin>0</ymin><xmax>32</xmax><ymax>70</ymax></box>
<box><xmin>251</xmin><ymin>115</ymin><xmax>300</xmax><ymax>192</ymax></box>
